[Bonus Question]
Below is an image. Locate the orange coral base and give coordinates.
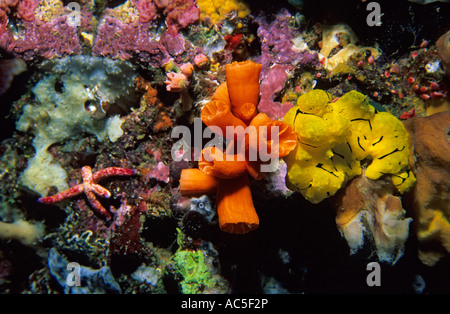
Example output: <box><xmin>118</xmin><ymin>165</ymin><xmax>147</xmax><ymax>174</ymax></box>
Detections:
<box><xmin>216</xmin><ymin>174</ymin><xmax>259</xmax><ymax>234</ymax></box>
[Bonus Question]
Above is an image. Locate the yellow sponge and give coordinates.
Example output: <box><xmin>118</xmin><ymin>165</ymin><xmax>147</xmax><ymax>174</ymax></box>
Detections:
<box><xmin>283</xmin><ymin>90</ymin><xmax>415</xmax><ymax>204</ymax></box>
<box><xmin>197</xmin><ymin>0</ymin><xmax>251</xmax><ymax>23</ymax></box>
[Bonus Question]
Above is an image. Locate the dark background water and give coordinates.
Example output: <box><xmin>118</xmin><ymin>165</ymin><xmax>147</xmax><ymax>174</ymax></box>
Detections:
<box><xmin>249</xmin><ymin>0</ymin><xmax>450</xmax><ymax>56</ymax></box>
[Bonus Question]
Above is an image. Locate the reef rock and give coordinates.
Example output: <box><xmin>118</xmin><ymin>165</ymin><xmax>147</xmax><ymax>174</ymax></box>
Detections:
<box><xmin>0</xmin><ymin>58</ymin><xmax>26</xmax><ymax>95</ymax></box>
<box><xmin>16</xmin><ymin>56</ymin><xmax>137</xmax><ymax>197</ymax></box>
<box><xmin>403</xmin><ymin>111</ymin><xmax>450</xmax><ymax>266</ymax></box>
<box><xmin>436</xmin><ymin>30</ymin><xmax>450</xmax><ymax>77</ymax></box>
<box><xmin>318</xmin><ymin>24</ymin><xmax>380</xmax><ymax>73</ymax></box>
<box><xmin>48</xmin><ymin>248</ymin><xmax>121</xmax><ymax>294</ymax></box>
<box><xmin>331</xmin><ymin>173</ymin><xmax>412</xmax><ymax>264</ymax></box>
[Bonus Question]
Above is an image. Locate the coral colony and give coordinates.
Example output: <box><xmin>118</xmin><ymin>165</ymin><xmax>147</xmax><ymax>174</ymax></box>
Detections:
<box><xmin>0</xmin><ymin>0</ymin><xmax>449</xmax><ymax>295</ymax></box>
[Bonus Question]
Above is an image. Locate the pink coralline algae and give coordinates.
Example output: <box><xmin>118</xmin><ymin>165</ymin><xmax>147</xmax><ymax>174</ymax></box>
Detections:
<box><xmin>255</xmin><ymin>9</ymin><xmax>318</xmax><ymax>119</ymax></box>
<box><xmin>255</xmin><ymin>9</ymin><xmax>318</xmax><ymax>77</ymax></box>
<box><xmin>14</xmin><ymin>17</ymin><xmax>82</xmax><ymax>60</ymax></box>
<box><xmin>134</xmin><ymin>0</ymin><xmax>158</xmax><ymax>23</ymax></box>
<box><xmin>91</xmin><ymin>17</ymin><xmax>137</xmax><ymax>60</ymax></box>
<box><xmin>162</xmin><ymin>0</ymin><xmax>199</xmax><ymax>36</ymax></box>
<box><xmin>0</xmin><ymin>0</ymin><xmax>199</xmax><ymax>61</ymax></box>
<box><xmin>0</xmin><ymin>2</ymin><xmax>16</xmax><ymax>50</ymax></box>
<box><xmin>0</xmin><ymin>0</ymin><xmax>83</xmax><ymax>60</ymax></box>
<box><xmin>0</xmin><ymin>9</ymin><xmax>7</xmax><ymax>34</ymax></box>
<box><xmin>132</xmin><ymin>0</ymin><xmax>199</xmax><ymax>35</ymax></box>
<box><xmin>16</xmin><ymin>0</ymin><xmax>38</xmax><ymax>22</ymax></box>
<box><xmin>161</xmin><ymin>31</ymin><xmax>186</xmax><ymax>56</ymax></box>
<box><xmin>258</xmin><ymin>64</ymin><xmax>294</xmax><ymax>120</ymax></box>
<box><xmin>145</xmin><ymin>161</ymin><xmax>170</xmax><ymax>183</ymax></box>
<box><xmin>92</xmin><ymin>15</ymin><xmax>191</xmax><ymax>64</ymax></box>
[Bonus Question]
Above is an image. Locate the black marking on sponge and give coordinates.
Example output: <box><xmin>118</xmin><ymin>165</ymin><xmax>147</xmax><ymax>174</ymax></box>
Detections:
<box><xmin>316</xmin><ymin>163</ymin><xmax>338</xmax><ymax>177</ymax></box>
<box><xmin>372</xmin><ymin>136</ymin><xmax>384</xmax><ymax>146</ymax></box>
<box><xmin>357</xmin><ymin>137</ymin><xmax>365</xmax><ymax>151</ymax></box>
<box><xmin>350</xmin><ymin>118</ymin><xmax>372</xmax><ymax>131</ymax></box>
<box><xmin>378</xmin><ymin>146</ymin><xmax>405</xmax><ymax>160</ymax></box>
<box><xmin>296</xmin><ymin>182</ymin><xmax>312</xmax><ymax>191</ymax></box>
<box><xmin>332</xmin><ymin>150</ymin><xmax>345</xmax><ymax>159</ymax></box>
<box><xmin>298</xmin><ymin>138</ymin><xmax>318</xmax><ymax>148</ymax></box>
<box><xmin>347</xmin><ymin>142</ymin><xmax>352</xmax><ymax>153</ymax></box>
<box><xmin>391</xmin><ymin>171</ymin><xmax>410</xmax><ymax>186</ymax></box>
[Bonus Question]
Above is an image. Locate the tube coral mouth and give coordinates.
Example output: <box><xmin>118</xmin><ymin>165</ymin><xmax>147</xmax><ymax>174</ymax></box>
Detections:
<box><xmin>201</xmin><ymin>100</ymin><xmax>247</xmax><ymax>139</ymax></box>
<box><xmin>216</xmin><ymin>174</ymin><xmax>259</xmax><ymax>234</ymax></box>
<box><xmin>237</xmin><ymin>102</ymin><xmax>257</xmax><ymax>125</ymax></box>
<box><xmin>248</xmin><ymin>112</ymin><xmax>298</xmax><ymax>158</ymax></box>
<box><xmin>268</xmin><ymin>120</ymin><xmax>298</xmax><ymax>158</ymax></box>
<box><xmin>199</xmin><ymin>146</ymin><xmax>247</xmax><ymax>179</ymax></box>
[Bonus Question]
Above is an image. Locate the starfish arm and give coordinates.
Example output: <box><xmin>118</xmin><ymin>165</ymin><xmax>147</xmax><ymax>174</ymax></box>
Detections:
<box><xmin>38</xmin><ymin>184</ymin><xmax>84</xmax><ymax>204</ymax></box>
<box><xmin>93</xmin><ymin>167</ymin><xmax>137</xmax><ymax>182</ymax></box>
<box><xmin>90</xmin><ymin>184</ymin><xmax>111</xmax><ymax>198</ymax></box>
<box><xmin>82</xmin><ymin>166</ymin><xmax>93</xmax><ymax>183</ymax></box>
<box><xmin>85</xmin><ymin>190</ymin><xmax>111</xmax><ymax>220</ymax></box>
<box><xmin>38</xmin><ymin>165</ymin><xmax>135</xmax><ymax>221</ymax></box>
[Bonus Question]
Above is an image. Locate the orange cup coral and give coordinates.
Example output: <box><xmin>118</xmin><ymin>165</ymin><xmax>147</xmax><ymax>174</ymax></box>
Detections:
<box><xmin>179</xmin><ymin>60</ymin><xmax>297</xmax><ymax>234</ymax></box>
<box><xmin>225</xmin><ymin>60</ymin><xmax>262</xmax><ymax>124</ymax></box>
<box><xmin>216</xmin><ymin>174</ymin><xmax>259</xmax><ymax>234</ymax></box>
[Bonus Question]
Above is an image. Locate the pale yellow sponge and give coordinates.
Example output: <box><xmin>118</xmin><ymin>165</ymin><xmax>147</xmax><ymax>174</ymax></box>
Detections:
<box><xmin>0</xmin><ymin>220</ymin><xmax>45</xmax><ymax>246</ymax></box>
<box><xmin>197</xmin><ymin>0</ymin><xmax>250</xmax><ymax>24</ymax></box>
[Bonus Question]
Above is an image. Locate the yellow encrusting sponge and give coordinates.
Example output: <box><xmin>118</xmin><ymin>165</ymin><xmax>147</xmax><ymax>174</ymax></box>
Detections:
<box><xmin>197</xmin><ymin>0</ymin><xmax>251</xmax><ymax>24</ymax></box>
<box><xmin>283</xmin><ymin>90</ymin><xmax>415</xmax><ymax>204</ymax></box>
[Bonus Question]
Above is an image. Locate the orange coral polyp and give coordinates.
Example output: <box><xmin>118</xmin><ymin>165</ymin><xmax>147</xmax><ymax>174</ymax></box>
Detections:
<box><xmin>179</xmin><ymin>169</ymin><xmax>219</xmax><ymax>197</ymax></box>
<box><xmin>226</xmin><ymin>61</ymin><xmax>262</xmax><ymax>118</ymax></box>
<box><xmin>211</xmin><ymin>82</ymin><xmax>231</xmax><ymax>106</ymax></box>
<box><xmin>248</xmin><ymin>112</ymin><xmax>297</xmax><ymax>158</ymax></box>
<box><xmin>266</xmin><ymin>120</ymin><xmax>298</xmax><ymax>158</ymax></box>
<box><xmin>199</xmin><ymin>147</ymin><xmax>247</xmax><ymax>179</ymax></box>
<box><xmin>235</xmin><ymin>102</ymin><xmax>257</xmax><ymax>125</ymax></box>
<box><xmin>216</xmin><ymin>174</ymin><xmax>259</xmax><ymax>234</ymax></box>
<box><xmin>249</xmin><ymin>112</ymin><xmax>273</xmax><ymax>128</ymax></box>
<box><xmin>201</xmin><ymin>100</ymin><xmax>247</xmax><ymax>139</ymax></box>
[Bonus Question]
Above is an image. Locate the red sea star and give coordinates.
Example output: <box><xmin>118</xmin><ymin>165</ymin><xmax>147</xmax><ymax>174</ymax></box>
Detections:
<box><xmin>38</xmin><ymin>166</ymin><xmax>137</xmax><ymax>220</ymax></box>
